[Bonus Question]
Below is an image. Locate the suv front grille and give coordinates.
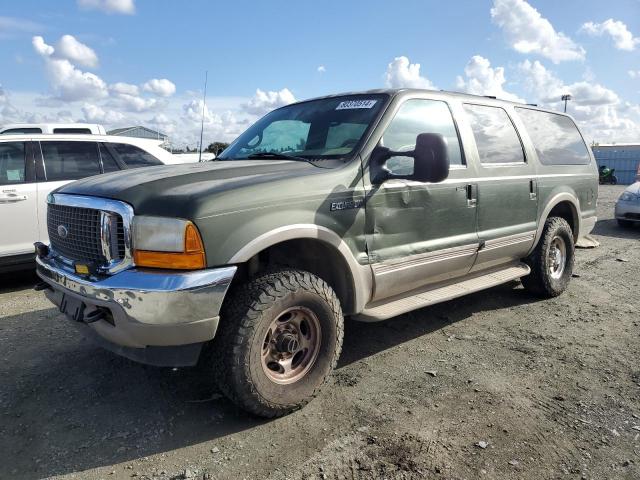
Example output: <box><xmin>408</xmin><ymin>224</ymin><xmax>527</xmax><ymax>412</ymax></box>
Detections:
<box><xmin>46</xmin><ymin>195</ymin><xmax>133</xmax><ymax>274</ymax></box>
<box><xmin>48</xmin><ymin>204</ymin><xmax>106</xmax><ymax>265</ymax></box>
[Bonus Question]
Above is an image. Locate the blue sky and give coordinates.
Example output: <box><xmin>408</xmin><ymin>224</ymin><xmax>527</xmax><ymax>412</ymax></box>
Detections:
<box><xmin>0</xmin><ymin>0</ymin><xmax>638</xmax><ymax>146</ymax></box>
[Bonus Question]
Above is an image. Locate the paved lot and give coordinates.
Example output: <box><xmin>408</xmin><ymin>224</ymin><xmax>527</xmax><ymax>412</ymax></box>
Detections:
<box><xmin>1</xmin><ymin>185</ymin><xmax>639</xmax><ymax>480</ymax></box>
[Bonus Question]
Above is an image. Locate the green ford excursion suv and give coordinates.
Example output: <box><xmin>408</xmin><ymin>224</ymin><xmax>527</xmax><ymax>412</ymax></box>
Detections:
<box><xmin>35</xmin><ymin>89</ymin><xmax>598</xmax><ymax>417</ymax></box>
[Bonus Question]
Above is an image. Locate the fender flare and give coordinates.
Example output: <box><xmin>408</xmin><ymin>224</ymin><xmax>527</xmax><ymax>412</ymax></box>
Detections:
<box><xmin>228</xmin><ymin>224</ymin><xmax>372</xmax><ymax>313</ymax></box>
<box><xmin>530</xmin><ymin>192</ymin><xmax>581</xmax><ymax>254</ymax></box>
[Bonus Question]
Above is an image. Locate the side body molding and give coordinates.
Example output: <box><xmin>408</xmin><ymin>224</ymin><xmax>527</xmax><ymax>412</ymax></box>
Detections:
<box><xmin>228</xmin><ymin>224</ymin><xmax>373</xmax><ymax>313</ymax></box>
<box><xmin>529</xmin><ymin>192</ymin><xmax>581</xmax><ymax>256</ymax></box>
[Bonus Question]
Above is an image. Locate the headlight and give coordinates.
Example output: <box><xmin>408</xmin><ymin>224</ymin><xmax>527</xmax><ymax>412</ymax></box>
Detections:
<box><xmin>132</xmin><ymin>216</ymin><xmax>206</xmax><ymax>270</ymax></box>
<box><xmin>619</xmin><ymin>192</ymin><xmax>638</xmax><ymax>202</ymax></box>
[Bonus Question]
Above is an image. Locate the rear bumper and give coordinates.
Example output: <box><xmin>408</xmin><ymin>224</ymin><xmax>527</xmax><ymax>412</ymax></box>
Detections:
<box><xmin>36</xmin><ymin>254</ymin><xmax>236</xmax><ymax>366</ymax></box>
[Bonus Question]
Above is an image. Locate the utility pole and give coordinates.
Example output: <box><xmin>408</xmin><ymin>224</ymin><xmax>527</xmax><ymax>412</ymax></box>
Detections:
<box><xmin>561</xmin><ymin>94</ymin><xmax>572</xmax><ymax>113</ymax></box>
<box><xmin>198</xmin><ymin>71</ymin><xmax>208</xmax><ymax>162</ymax></box>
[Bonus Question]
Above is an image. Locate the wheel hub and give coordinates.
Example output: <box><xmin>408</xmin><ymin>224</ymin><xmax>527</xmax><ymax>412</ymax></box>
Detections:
<box><xmin>275</xmin><ymin>332</ymin><xmax>299</xmax><ymax>354</ymax></box>
<box><xmin>548</xmin><ymin>235</ymin><xmax>567</xmax><ymax>280</ymax></box>
<box><xmin>261</xmin><ymin>306</ymin><xmax>322</xmax><ymax>385</ymax></box>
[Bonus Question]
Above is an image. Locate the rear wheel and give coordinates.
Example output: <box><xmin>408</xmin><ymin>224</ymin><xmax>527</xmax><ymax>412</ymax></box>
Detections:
<box><xmin>522</xmin><ymin>217</ymin><xmax>574</xmax><ymax>298</ymax></box>
<box><xmin>211</xmin><ymin>269</ymin><xmax>343</xmax><ymax>417</ymax></box>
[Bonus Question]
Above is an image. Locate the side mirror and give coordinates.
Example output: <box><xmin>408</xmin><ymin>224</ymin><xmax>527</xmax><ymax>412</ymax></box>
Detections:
<box><xmin>371</xmin><ymin>133</ymin><xmax>450</xmax><ymax>184</ymax></box>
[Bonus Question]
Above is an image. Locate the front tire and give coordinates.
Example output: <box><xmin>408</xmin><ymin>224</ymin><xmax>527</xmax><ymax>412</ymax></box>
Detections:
<box><xmin>211</xmin><ymin>269</ymin><xmax>344</xmax><ymax>417</ymax></box>
<box><xmin>522</xmin><ymin>217</ymin><xmax>575</xmax><ymax>298</ymax></box>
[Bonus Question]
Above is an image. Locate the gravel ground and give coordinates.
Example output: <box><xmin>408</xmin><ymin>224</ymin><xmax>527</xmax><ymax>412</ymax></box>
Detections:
<box><xmin>1</xmin><ymin>185</ymin><xmax>639</xmax><ymax>480</ymax></box>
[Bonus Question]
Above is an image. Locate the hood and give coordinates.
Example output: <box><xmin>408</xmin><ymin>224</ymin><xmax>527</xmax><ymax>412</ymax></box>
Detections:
<box><xmin>624</xmin><ymin>181</ymin><xmax>640</xmax><ymax>195</ymax></box>
<box><xmin>57</xmin><ymin>159</ymin><xmax>328</xmax><ymax>218</ymax></box>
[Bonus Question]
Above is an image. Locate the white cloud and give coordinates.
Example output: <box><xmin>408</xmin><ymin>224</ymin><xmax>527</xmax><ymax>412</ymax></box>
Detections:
<box><xmin>142</xmin><ymin>78</ymin><xmax>176</xmax><ymax>97</ymax></box>
<box><xmin>81</xmin><ymin>103</ymin><xmax>124</xmax><ymax>124</ymax></box>
<box><xmin>384</xmin><ymin>56</ymin><xmax>436</xmax><ymax>89</ymax></box>
<box><xmin>455</xmin><ymin>55</ymin><xmax>524</xmax><ymax>102</ymax></box>
<box><xmin>629</xmin><ymin>70</ymin><xmax>640</xmax><ymax>79</ymax></box>
<box><xmin>519</xmin><ymin>59</ymin><xmax>618</xmax><ymax>106</ymax></box>
<box><xmin>32</xmin><ymin>35</ymin><xmax>54</xmax><ymax>56</ymax></box>
<box><xmin>580</xmin><ymin>19</ymin><xmax>639</xmax><ymax>51</ymax></box>
<box><xmin>242</xmin><ymin>88</ymin><xmax>296</xmax><ymax>116</ymax></box>
<box><xmin>55</xmin><ymin>34</ymin><xmax>99</xmax><ymax>68</ymax></box>
<box><xmin>317</xmin><ymin>65</ymin><xmax>326</xmax><ymax>73</ymax></box>
<box><xmin>110</xmin><ymin>93</ymin><xmax>158</xmax><ymax>112</ymax></box>
<box><xmin>77</xmin><ymin>0</ymin><xmax>135</xmax><ymax>15</ymax></box>
<box><xmin>518</xmin><ymin>60</ymin><xmax>639</xmax><ymax>143</ymax></box>
<box><xmin>32</xmin><ymin>36</ymin><xmax>108</xmax><ymax>102</ymax></box>
<box><xmin>110</xmin><ymin>82</ymin><xmax>139</xmax><ymax>96</ymax></box>
<box><xmin>491</xmin><ymin>0</ymin><xmax>585</xmax><ymax>63</ymax></box>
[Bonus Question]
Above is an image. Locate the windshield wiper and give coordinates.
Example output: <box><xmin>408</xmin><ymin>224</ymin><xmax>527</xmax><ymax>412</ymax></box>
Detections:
<box><xmin>246</xmin><ymin>152</ymin><xmax>332</xmax><ymax>169</ymax></box>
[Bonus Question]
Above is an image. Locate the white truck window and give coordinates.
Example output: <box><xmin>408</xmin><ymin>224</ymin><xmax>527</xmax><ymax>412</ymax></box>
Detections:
<box><xmin>41</xmin><ymin>141</ymin><xmax>101</xmax><ymax>181</ymax></box>
<box><xmin>0</xmin><ymin>142</ymin><xmax>26</xmax><ymax>185</ymax></box>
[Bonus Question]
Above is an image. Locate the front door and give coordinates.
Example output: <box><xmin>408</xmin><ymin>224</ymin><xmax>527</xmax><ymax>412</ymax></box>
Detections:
<box><xmin>364</xmin><ymin>98</ymin><xmax>479</xmax><ymax>302</ymax></box>
<box><xmin>0</xmin><ymin>141</ymin><xmax>38</xmax><ymax>257</ymax></box>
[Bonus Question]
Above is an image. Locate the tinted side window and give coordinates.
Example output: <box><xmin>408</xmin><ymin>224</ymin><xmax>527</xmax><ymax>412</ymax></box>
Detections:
<box><xmin>1</xmin><ymin>128</ymin><xmax>42</xmax><ymax>134</ymax></box>
<box><xmin>464</xmin><ymin>104</ymin><xmax>525</xmax><ymax>164</ymax></box>
<box><xmin>53</xmin><ymin>128</ymin><xmax>92</xmax><ymax>134</ymax></box>
<box><xmin>515</xmin><ymin>108</ymin><xmax>590</xmax><ymax>165</ymax></box>
<box><xmin>0</xmin><ymin>142</ymin><xmax>26</xmax><ymax>185</ymax></box>
<box><xmin>111</xmin><ymin>143</ymin><xmax>163</xmax><ymax>168</ymax></box>
<box><xmin>382</xmin><ymin>99</ymin><xmax>464</xmax><ymax>175</ymax></box>
<box><xmin>99</xmin><ymin>144</ymin><xmax>120</xmax><ymax>172</ymax></box>
<box><xmin>41</xmin><ymin>141</ymin><xmax>101</xmax><ymax>181</ymax></box>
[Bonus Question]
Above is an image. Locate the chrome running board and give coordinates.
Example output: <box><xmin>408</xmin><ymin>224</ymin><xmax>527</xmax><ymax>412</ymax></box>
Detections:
<box><xmin>356</xmin><ymin>263</ymin><xmax>531</xmax><ymax>322</ymax></box>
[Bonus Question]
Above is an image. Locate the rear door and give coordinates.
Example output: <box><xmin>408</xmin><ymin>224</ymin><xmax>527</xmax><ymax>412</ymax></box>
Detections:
<box><xmin>0</xmin><ymin>141</ymin><xmax>38</xmax><ymax>257</ymax></box>
<box><xmin>35</xmin><ymin>140</ymin><xmax>102</xmax><ymax>244</ymax></box>
<box><xmin>461</xmin><ymin>104</ymin><xmax>538</xmax><ymax>272</ymax></box>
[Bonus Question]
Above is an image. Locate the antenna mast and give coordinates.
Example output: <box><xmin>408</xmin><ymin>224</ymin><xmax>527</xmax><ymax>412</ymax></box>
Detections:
<box><xmin>198</xmin><ymin>70</ymin><xmax>208</xmax><ymax>162</ymax></box>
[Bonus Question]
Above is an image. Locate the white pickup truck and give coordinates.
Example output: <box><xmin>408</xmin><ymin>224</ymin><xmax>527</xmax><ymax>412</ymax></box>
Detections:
<box><xmin>0</xmin><ymin>132</ymin><xmax>176</xmax><ymax>272</ymax></box>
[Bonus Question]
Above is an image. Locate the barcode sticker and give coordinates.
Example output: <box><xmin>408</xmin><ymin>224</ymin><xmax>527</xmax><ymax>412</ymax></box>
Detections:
<box><xmin>336</xmin><ymin>99</ymin><xmax>378</xmax><ymax>110</ymax></box>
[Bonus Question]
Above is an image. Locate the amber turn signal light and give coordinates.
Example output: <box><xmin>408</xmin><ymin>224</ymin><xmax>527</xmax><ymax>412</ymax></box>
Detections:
<box><xmin>133</xmin><ymin>221</ymin><xmax>206</xmax><ymax>270</ymax></box>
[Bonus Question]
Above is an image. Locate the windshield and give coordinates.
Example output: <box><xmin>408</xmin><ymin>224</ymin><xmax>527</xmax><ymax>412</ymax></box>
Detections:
<box><xmin>219</xmin><ymin>94</ymin><xmax>388</xmax><ymax>161</ymax></box>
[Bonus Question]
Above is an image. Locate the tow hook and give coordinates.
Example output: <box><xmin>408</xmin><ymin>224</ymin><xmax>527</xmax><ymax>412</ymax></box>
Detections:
<box><xmin>34</xmin><ymin>281</ymin><xmax>52</xmax><ymax>292</ymax></box>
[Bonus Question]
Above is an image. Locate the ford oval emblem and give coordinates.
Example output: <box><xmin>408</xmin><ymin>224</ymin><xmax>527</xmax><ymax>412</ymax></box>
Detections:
<box><xmin>57</xmin><ymin>225</ymin><xmax>69</xmax><ymax>239</ymax></box>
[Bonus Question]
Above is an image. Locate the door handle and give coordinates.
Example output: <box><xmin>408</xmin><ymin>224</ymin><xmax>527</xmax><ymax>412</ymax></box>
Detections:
<box><xmin>529</xmin><ymin>179</ymin><xmax>537</xmax><ymax>200</ymax></box>
<box><xmin>466</xmin><ymin>184</ymin><xmax>477</xmax><ymax>208</ymax></box>
<box><xmin>0</xmin><ymin>193</ymin><xmax>28</xmax><ymax>203</ymax></box>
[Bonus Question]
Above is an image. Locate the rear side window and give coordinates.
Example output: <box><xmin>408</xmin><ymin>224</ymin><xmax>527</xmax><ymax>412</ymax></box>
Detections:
<box><xmin>111</xmin><ymin>143</ymin><xmax>163</xmax><ymax>168</ymax></box>
<box><xmin>515</xmin><ymin>108</ymin><xmax>590</xmax><ymax>165</ymax></box>
<box><xmin>463</xmin><ymin>104</ymin><xmax>525</xmax><ymax>164</ymax></box>
<box><xmin>1</xmin><ymin>128</ymin><xmax>42</xmax><ymax>134</ymax></box>
<box><xmin>0</xmin><ymin>142</ymin><xmax>26</xmax><ymax>185</ymax></box>
<box><xmin>41</xmin><ymin>141</ymin><xmax>101</xmax><ymax>181</ymax></box>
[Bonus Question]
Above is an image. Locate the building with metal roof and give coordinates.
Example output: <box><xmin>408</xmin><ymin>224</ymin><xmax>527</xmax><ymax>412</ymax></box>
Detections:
<box><xmin>108</xmin><ymin>126</ymin><xmax>168</xmax><ymax>143</ymax></box>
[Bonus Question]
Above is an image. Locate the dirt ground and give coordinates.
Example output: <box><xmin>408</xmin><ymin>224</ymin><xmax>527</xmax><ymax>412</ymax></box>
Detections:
<box><xmin>1</xmin><ymin>185</ymin><xmax>639</xmax><ymax>480</ymax></box>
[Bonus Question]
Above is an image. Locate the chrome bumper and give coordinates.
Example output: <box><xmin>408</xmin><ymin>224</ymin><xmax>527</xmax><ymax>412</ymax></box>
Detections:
<box><xmin>36</xmin><ymin>254</ymin><xmax>236</xmax><ymax>359</ymax></box>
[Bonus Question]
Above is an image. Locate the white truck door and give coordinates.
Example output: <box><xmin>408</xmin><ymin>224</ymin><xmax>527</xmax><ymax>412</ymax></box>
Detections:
<box><xmin>0</xmin><ymin>141</ymin><xmax>39</xmax><ymax>257</ymax></box>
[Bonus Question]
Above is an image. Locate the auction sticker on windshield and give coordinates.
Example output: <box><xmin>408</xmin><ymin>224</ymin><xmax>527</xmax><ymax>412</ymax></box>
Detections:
<box><xmin>336</xmin><ymin>99</ymin><xmax>378</xmax><ymax>110</ymax></box>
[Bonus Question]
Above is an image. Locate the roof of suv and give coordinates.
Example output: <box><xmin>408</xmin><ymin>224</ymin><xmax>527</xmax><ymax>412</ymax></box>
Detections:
<box><xmin>295</xmin><ymin>88</ymin><xmax>558</xmax><ymax>115</ymax></box>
